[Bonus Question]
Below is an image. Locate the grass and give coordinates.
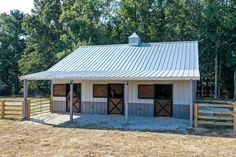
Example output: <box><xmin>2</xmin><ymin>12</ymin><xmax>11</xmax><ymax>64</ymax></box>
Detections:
<box><xmin>0</xmin><ymin>119</ymin><xmax>236</xmax><ymax>157</ymax></box>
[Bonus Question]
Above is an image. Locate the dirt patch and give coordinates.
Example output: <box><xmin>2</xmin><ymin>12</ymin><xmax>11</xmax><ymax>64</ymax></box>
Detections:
<box><xmin>0</xmin><ymin>119</ymin><xmax>236</xmax><ymax>157</ymax></box>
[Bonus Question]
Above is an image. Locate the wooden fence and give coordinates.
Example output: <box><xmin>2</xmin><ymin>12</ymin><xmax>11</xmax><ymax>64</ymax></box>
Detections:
<box><xmin>0</xmin><ymin>97</ymin><xmax>53</xmax><ymax>119</ymax></box>
<box><xmin>194</xmin><ymin>103</ymin><xmax>236</xmax><ymax>130</ymax></box>
<box><xmin>30</xmin><ymin>98</ymin><xmax>51</xmax><ymax>116</ymax></box>
<box><xmin>0</xmin><ymin>99</ymin><xmax>24</xmax><ymax>119</ymax></box>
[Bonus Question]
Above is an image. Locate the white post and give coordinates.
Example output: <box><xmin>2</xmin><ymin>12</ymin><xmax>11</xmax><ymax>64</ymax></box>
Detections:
<box><xmin>124</xmin><ymin>81</ymin><xmax>129</xmax><ymax>124</ymax></box>
<box><xmin>50</xmin><ymin>80</ymin><xmax>53</xmax><ymax>97</ymax></box>
<box><xmin>190</xmin><ymin>80</ymin><xmax>193</xmax><ymax>127</ymax></box>
<box><xmin>70</xmin><ymin>80</ymin><xmax>74</xmax><ymax>122</ymax></box>
<box><xmin>23</xmin><ymin>79</ymin><xmax>28</xmax><ymax>120</ymax></box>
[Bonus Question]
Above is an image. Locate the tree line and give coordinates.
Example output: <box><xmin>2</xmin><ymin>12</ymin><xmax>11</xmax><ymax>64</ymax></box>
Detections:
<box><xmin>0</xmin><ymin>0</ymin><xmax>235</xmax><ymax>99</ymax></box>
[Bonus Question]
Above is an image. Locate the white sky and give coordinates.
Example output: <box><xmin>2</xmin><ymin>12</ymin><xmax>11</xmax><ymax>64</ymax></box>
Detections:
<box><xmin>0</xmin><ymin>0</ymin><xmax>34</xmax><ymax>14</ymax></box>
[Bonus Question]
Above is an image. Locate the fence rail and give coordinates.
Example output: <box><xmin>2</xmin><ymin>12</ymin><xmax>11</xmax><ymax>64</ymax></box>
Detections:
<box><xmin>30</xmin><ymin>98</ymin><xmax>51</xmax><ymax>116</ymax></box>
<box><xmin>0</xmin><ymin>99</ymin><xmax>24</xmax><ymax>119</ymax></box>
<box><xmin>0</xmin><ymin>97</ymin><xmax>53</xmax><ymax>119</ymax></box>
<box><xmin>194</xmin><ymin>103</ymin><xmax>236</xmax><ymax>130</ymax></box>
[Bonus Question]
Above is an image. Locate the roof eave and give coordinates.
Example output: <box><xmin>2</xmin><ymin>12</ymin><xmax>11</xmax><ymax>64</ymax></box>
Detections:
<box><xmin>20</xmin><ymin>76</ymin><xmax>200</xmax><ymax>81</ymax></box>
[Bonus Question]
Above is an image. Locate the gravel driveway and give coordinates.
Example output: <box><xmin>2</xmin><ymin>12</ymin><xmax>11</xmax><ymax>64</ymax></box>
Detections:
<box><xmin>26</xmin><ymin>113</ymin><xmax>190</xmax><ymax>132</ymax></box>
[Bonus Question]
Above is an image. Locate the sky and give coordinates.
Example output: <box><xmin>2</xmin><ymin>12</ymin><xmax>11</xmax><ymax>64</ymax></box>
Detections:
<box><xmin>0</xmin><ymin>0</ymin><xmax>34</xmax><ymax>14</ymax></box>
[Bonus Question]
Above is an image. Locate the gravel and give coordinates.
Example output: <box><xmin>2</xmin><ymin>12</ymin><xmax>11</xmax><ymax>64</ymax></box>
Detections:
<box><xmin>25</xmin><ymin>113</ymin><xmax>190</xmax><ymax>133</ymax></box>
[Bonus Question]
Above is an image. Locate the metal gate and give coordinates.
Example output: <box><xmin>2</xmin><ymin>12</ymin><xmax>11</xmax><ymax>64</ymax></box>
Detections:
<box><xmin>108</xmin><ymin>84</ymin><xmax>124</xmax><ymax>115</ymax></box>
<box><xmin>154</xmin><ymin>85</ymin><xmax>173</xmax><ymax>117</ymax></box>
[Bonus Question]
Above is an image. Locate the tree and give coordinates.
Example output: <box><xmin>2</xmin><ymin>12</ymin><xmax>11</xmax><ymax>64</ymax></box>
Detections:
<box><xmin>0</xmin><ymin>10</ymin><xmax>26</xmax><ymax>95</ymax></box>
<box><xmin>19</xmin><ymin>0</ymin><xmax>63</xmax><ymax>94</ymax></box>
<box><xmin>59</xmin><ymin>0</ymin><xmax>119</xmax><ymax>58</ymax></box>
<box><xmin>224</xmin><ymin>0</ymin><xmax>236</xmax><ymax>99</ymax></box>
<box><xmin>114</xmin><ymin>0</ymin><xmax>155</xmax><ymax>43</ymax></box>
<box><xmin>0</xmin><ymin>0</ymin><xmax>234</xmax><ymax>99</ymax></box>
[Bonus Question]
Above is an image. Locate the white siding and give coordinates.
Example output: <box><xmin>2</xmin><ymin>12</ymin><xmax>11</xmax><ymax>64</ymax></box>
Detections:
<box><xmin>173</xmin><ymin>81</ymin><xmax>191</xmax><ymax>105</ymax></box>
<box><xmin>53</xmin><ymin>97</ymin><xmax>66</xmax><ymax>101</ymax></box>
<box><xmin>53</xmin><ymin>80</ymin><xmax>192</xmax><ymax>105</ymax></box>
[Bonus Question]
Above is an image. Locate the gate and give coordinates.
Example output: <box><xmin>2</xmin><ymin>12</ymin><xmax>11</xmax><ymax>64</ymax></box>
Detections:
<box><xmin>66</xmin><ymin>84</ymin><xmax>81</xmax><ymax>113</ymax></box>
<box><xmin>108</xmin><ymin>84</ymin><xmax>124</xmax><ymax>115</ymax></box>
<box><xmin>154</xmin><ymin>85</ymin><xmax>173</xmax><ymax>117</ymax></box>
<box><xmin>194</xmin><ymin>103</ymin><xmax>236</xmax><ymax>130</ymax></box>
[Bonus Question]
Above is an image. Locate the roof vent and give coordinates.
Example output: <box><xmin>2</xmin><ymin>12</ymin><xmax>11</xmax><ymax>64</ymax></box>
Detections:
<box><xmin>128</xmin><ymin>32</ymin><xmax>141</xmax><ymax>46</ymax></box>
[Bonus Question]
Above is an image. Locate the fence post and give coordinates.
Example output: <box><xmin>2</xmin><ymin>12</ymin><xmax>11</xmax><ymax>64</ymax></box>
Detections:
<box><xmin>1</xmin><ymin>100</ymin><xmax>5</xmax><ymax>119</ymax></box>
<box><xmin>50</xmin><ymin>96</ymin><xmax>54</xmax><ymax>113</ymax></box>
<box><xmin>233</xmin><ymin>105</ymin><xmax>236</xmax><ymax>131</ymax></box>
<box><xmin>194</xmin><ymin>103</ymin><xmax>198</xmax><ymax>128</ymax></box>
<box><xmin>27</xmin><ymin>98</ymin><xmax>31</xmax><ymax>118</ymax></box>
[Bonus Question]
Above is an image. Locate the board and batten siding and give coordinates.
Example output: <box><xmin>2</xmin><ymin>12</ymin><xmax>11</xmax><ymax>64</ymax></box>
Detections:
<box><xmin>52</xmin><ymin>80</ymin><xmax>195</xmax><ymax>118</ymax></box>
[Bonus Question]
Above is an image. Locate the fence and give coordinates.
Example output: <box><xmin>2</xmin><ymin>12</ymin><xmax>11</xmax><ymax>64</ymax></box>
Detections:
<box><xmin>30</xmin><ymin>98</ymin><xmax>51</xmax><ymax>116</ymax></box>
<box><xmin>0</xmin><ymin>99</ymin><xmax>24</xmax><ymax>119</ymax></box>
<box><xmin>0</xmin><ymin>97</ymin><xmax>53</xmax><ymax>119</ymax></box>
<box><xmin>194</xmin><ymin>103</ymin><xmax>236</xmax><ymax>130</ymax></box>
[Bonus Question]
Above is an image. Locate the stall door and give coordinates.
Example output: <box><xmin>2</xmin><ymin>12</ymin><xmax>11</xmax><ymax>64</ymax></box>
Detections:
<box><xmin>108</xmin><ymin>84</ymin><xmax>124</xmax><ymax>115</ymax></box>
<box><xmin>66</xmin><ymin>84</ymin><xmax>81</xmax><ymax>113</ymax></box>
<box><xmin>154</xmin><ymin>85</ymin><xmax>173</xmax><ymax>117</ymax></box>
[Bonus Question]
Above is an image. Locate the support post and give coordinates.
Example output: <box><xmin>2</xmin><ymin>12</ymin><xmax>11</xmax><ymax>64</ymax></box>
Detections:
<box><xmin>1</xmin><ymin>100</ymin><xmax>5</xmax><ymax>119</ymax></box>
<box><xmin>50</xmin><ymin>81</ymin><xmax>54</xmax><ymax>112</ymax></box>
<box><xmin>124</xmin><ymin>81</ymin><xmax>129</xmax><ymax>124</ymax></box>
<box><xmin>190</xmin><ymin>80</ymin><xmax>193</xmax><ymax>127</ymax></box>
<box><xmin>70</xmin><ymin>80</ymin><xmax>74</xmax><ymax>122</ymax></box>
<box><xmin>194</xmin><ymin>104</ymin><xmax>198</xmax><ymax>128</ymax></box>
<box><xmin>51</xmin><ymin>80</ymin><xmax>53</xmax><ymax>97</ymax></box>
<box><xmin>233</xmin><ymin>105</ymin><xmax>236</xmax><ymax>131</ymax></box>
<box><xmin>23</xmin><ymin>79</ymin><xmax>29</xmax><ymax>120</ymax></box>
<box><xmin>27</xmin><ymin>98</ymin><xmax>31</xmax><ymax>118</ymax></box>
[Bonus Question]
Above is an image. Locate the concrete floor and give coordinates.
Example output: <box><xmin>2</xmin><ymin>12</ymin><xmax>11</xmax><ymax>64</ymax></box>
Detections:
<box><xmin>26</xmin><ymin>113</ymin><xmax>190</xmax><ymax>132</ymax></box>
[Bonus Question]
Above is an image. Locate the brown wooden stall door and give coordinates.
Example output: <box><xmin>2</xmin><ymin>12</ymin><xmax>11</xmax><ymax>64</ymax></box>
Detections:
<box><xmin>108</xmin><ymin>98</ymin><xmax>123</xmax><ymax>114</ymax></box>
<box><xmin>108</xmin><ymin>84</ymin><xmax>124</xmax><ymax>115</ymax></box>
<box><xmin>154</xmin><ymin>85</ymin><xmax>173</xmax><ymax>117</ymax></box>
<box><xmin>66</xmin><ymin>84</ymin><xmax>81</xmax><ymax>113</ymax></box>
<box><xmin>67</xmin><ymin>96</ymin><xmax>80</xmax><ymax>112</ymax></box>
<box><xmin>155</xmin><ymin>100</ymin><xmax>172</xmax><ymax>116</ymax></box>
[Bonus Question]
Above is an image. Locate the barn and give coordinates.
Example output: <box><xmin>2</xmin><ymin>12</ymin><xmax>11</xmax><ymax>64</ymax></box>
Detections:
<box><xmin>21</xmin><ymin>33</ymin><xmax>200</xmax><ymax>126</ymax></box>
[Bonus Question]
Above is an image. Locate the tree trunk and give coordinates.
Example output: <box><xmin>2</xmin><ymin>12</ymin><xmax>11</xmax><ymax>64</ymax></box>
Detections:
<box><xmin>234</xmin><ymin>70</ymin><xmax>236</xmax><ymax>100</ymax></box>
<box><xmin>200</xmin><ymin>80</ymin><xmax>203</xmax><ymax>97</ymax></box>
<box><xmin>218</xmin><ymin>61</ymin><xmax>221</xmax><ymax>98</ymax></box>
<box><xmin>206</xmin><ymin>78</ymin><xmax>209</xmax><ymax>97</ymax></box>
<box><xmin>214</xmin><ymin>50</ymin><xmax>218</xmax><ymax>99</ymax></box>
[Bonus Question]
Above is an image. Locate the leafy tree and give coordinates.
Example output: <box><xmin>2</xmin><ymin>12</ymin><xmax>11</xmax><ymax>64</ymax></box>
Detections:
<box><xmin>224</xmin><ymin>0</ymin><xmax>236</xmax><ymax>99</ymax></box>
<box><xmin>0</xmin><ymin>0</ymin><xmax>235</xmax><ymax>99</ymax></box>
<box><xmin>0</xmin><ymin>10</ymin><xmax>26</xmax><ymax>95</ymax></box>
<box><xmin>59</xmin><ymin>0</ymin><xmax>118</xmax><ymax>58</ymax></box>
<box><xmin>18</xmin><ymin>0</ymin><xmax>63</xmax><ymax>94</ymax></box>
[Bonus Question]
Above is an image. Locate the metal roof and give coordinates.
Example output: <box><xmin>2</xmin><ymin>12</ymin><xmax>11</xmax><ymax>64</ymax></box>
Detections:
<box><xmin>21</xmin><ymin>41</ymin><xmax>200</xmax><ymax>80</ymax></box>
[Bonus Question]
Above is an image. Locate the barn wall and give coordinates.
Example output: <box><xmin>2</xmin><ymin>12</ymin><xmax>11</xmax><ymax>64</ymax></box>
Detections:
<box><xmin>52</xmin><ymin>79</ymin><xmax>195</xmax><ymax>119</ymax></box>
<box><xmin>81</xmin><ymin>102</ymin><xmax>107</xmax><ymax>115</ymax></box>
<box><xmin>128</xmin><ymin>103</ymin><xmax>153</xmax><ymax>117</ymax></box>
<box><xmin>128</xmin><ymin>80</ymin><xmax>192</xmax><ymax>119</ymax></box>
<box><xmin>53</xmin><ymin>97</ymin><xmax>66</xmax><ymax>112</ymax></box>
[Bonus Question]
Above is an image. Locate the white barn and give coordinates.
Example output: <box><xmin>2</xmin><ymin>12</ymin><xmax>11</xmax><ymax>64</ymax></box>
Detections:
<box><xmin>21</xmin><ymin>33</ymin><xmax>200</xmax><ymax>126</ymax></box>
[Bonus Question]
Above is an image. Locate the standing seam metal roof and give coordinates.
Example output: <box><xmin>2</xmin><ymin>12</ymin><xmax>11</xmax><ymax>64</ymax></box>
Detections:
<box><xmin>21</xmin><ymin>41</ymin><xmax>200</xmax><ymax>80</ymax></box>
